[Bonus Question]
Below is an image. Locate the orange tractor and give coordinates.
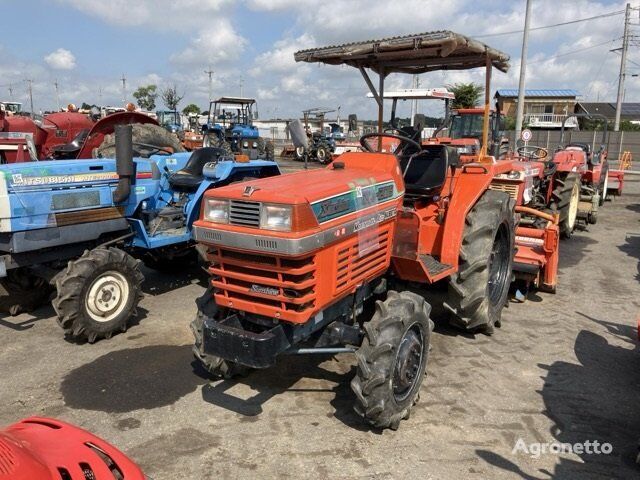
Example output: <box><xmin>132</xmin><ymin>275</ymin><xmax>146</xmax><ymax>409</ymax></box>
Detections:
<box><xmin>191</xmin><ymin>31</ymin><xmax>558</xmax><ymax>429</ymax></box>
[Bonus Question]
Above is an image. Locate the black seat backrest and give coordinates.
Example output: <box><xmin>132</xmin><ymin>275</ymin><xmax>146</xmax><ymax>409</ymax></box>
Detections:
<box><xmin>178</xmin><ymin>147</ymin><xmax>228</xmax><ymax>177</ymax></box>
<box><xmin>399</xmin><ymin>145</ymin><xmax>455</xmax><ymax>197</ymax></box>
<box><xmin>53</xmin><ymin>129</ymin><xmax>89</xmax><ymax>153</ymax></box>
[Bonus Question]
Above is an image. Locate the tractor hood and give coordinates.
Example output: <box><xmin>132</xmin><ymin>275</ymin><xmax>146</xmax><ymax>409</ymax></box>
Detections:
<box><xmin>204</xmin><ymin>152</ymin><xmax>403</xmax><ymax>207</ymax></box>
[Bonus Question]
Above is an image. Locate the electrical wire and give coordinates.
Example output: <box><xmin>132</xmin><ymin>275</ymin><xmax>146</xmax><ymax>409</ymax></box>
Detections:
<box><xmin>475</xmin><ymin>9</ymin><xmax>625</xmax><ymax>38</ymax></box>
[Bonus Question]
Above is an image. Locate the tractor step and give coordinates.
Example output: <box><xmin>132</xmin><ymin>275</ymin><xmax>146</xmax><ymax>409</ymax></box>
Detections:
<box><xmin>419</xmin><ymin>254</ymin><xmax>452</xmax><ymax>276</ymax></box>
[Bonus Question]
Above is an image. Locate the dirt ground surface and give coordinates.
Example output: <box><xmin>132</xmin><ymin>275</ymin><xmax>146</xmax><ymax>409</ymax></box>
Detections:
<box><xmin>1</xmin><ymin>161</ymin><xmax>639</xmax><ymax>480</ymax></box>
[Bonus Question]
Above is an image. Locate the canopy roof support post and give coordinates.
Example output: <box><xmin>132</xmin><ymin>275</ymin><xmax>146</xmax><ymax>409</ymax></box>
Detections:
<box><xmin>359</xmin><ymin>66</ymin><xmax>382</xmax><ymax>108</ymax></box>
<box><xmin>480</xmin><ymin>56</ymin><xmax>492</xmax><ymax>162</ymax></box>
<box><xmin>378</xmin><ymin>67</ymin><xmax>385</xmax><ymax>135</ymax></box>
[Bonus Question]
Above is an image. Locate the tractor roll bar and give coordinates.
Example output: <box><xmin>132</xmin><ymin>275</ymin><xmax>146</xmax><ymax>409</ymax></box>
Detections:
<box><xmin>559</xmin><ymin>113</ymin><xmax>608</xmax><ymax>147</ymax></box>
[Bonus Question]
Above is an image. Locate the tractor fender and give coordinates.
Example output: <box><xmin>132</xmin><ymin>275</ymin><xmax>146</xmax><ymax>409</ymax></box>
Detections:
<box><xmin>440</xmin><ymin>163</ymin><xmax>507</xmax><ymax>267</ymax></box>
<box><xmin>76</xmin><ymin>111</ymin><xmax>158</xmax><ymax>159</ymax></box>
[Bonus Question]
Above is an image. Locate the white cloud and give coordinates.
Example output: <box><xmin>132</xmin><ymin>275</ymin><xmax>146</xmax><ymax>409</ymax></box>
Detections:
<box><xmin>44</xmin><ymin>48</ymin><xmax>76</xmax><ymax>70</ymax></box>
<box><xmin>169</xmin><ymin>19</ymin><xmax>247</xmax><ymax>66</ymax></box>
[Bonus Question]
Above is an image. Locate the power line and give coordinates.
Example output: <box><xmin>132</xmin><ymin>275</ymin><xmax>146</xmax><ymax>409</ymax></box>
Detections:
<box><xmin>475</xmin><ymin>9</ymin><xmax>625</xmax><ymax>38</ymax></box>
<box><xmin>512</xmin><ymin>37</ymin><xmax>621</xmax><ymax>68</ymax></box>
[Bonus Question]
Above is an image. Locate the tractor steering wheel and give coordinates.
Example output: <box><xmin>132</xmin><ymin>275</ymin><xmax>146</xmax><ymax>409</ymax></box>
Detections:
<box><xmin>517</xmin><ymin>145</ymin><xmax>548</xmax><ymax>161</ymax></box>
<box><xmin>132</xmin><ymin>142</ymin><xmax>174</xmax><ymax>157</ymax></box>
<box><xmin>359</xmin><ymin>132</ymin><xmax>422</xmax><ymax>154</ymax></box>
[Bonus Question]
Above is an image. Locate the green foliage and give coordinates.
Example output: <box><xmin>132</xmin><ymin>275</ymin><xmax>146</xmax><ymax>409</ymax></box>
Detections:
<box><xmin>161</xmin><ymin>85</ymin><xmax>184</xmax><ymax>111</ymax></box>
<box><xmin>182</xmin><ymin>103</ymin><xmax>201</xmax><ymax>115</ymax></box>
<box><xmin>448</xmin><ymin>83</ymin><xmax>484</xmax><ymax>109</ymax></box>
<box><xmin>132</xmin><ymin>85</ymin><xmax>157</xmax><ymax>111</ymax></box>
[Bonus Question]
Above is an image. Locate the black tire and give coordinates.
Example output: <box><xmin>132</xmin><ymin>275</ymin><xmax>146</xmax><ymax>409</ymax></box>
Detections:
<box><xmin>256</xmin><ymin>137</ymin><xmax>267</xmax><ymax>158</ymax></box>
<box><xmin>316</xmin><ymin>145</ymin><xmax>332</xmax><ymax>164</ymax></box>
<box><xmin>294</xmin><ymin>146</ymin><xmax>305</xmax><ymax>161</ymax></box>
<box><xmin>598</xmin><ymin>166</ymin><xmax>608</xmax><ymax>207</ymax></box>
<box><xmin>351</xmin><ymin>290</ymin><xmax>432</xmax><ymax>430</ymax></box>
<box><xmin>0</xmin><ymin>269</ymin><xmax>52</xmax><ymax>316</ymax></box>
<box><xmin>94</xmin><ymin>123</ymin><xmax>185</xmax><ymax>158</ymax></box>
<box><xmin>265</xmin><ymin>139</ymin><xmax>275</xmax><ymax>160</ymax></box>
<box><xmin>53</xmin><ymin>247</ymin><xmax>144</xmax><ymax>343</ymax></box>
<box><xmin>550</xmin><ymin>172</ymin><xmax>580</xmax><ymax>239</ymax></box>
<box><xmin>445</xmin><ymin>190</ymin><xmax>515</xmax><ymax>334</ymax></box>
<box><xmin>191</xmin><ymin>289</ymin><xmax>249</xmax><ymax>379</ymax></box>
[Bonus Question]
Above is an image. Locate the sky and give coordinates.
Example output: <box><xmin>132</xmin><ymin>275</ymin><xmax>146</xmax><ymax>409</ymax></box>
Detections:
<box><xmin>0</xmin><ymin>0</ymin><xmax>638</xmax><ymax>120</ymax></box>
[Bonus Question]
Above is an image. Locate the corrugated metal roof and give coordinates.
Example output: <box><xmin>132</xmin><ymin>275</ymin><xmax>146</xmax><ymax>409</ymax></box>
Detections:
<box><xmin>496</xmin><ymin>89</ymin><xmax>581</xmax><ymax>98</ymax></box>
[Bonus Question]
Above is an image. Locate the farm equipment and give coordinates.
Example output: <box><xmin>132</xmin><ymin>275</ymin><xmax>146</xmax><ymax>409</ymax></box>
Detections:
<box><xmin>608</xmin><ymin>151</ymin><xmax>630</xmax><ymax>196</ymax></box>
<box><xmin>514</xmin><ymin>114</ymin><xmax>610</xmax><ymax>237</ymax></box>
<box><xmin>0</xmin><ymin>417</ymin><xmax>145</xmax><ymax>479</ymax></box>
<box><xmin>0</xmin><ymin>104</ymin><xmax>173</xmax><ymax>163</ymax></box>
<box><xmin>156</xmin><ymin>109</ymin><xmax>184</xmax><ymax>138</ymax></box>
<box><xmin>202</xmin><ymin>97</ymin><xmax>274</xmax><ymax>160</ymax></box>
<box><xmin>0</xmin><ymin>125</ymin><xmax>279</xmax><ymax>342</ymax></box>
<box><xmin>294</xmin><ymin>108</ymin><xmax>337</xmax><ymax>164</ymax></box>
<box><xmin>190</xmin><ymin>31</ymin><xmax>556</xmax><ymax>429</ymax></box>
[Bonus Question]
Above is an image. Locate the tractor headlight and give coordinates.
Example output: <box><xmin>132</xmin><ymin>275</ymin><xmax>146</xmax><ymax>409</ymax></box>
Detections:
<box><xmin>243</xmin><ymin>141</ymin><xmax>249</xmax><ymax>148</ymax></box>
<box><xmin>260</xmin><ymin>204</ymin><xmax>292</xmax><ymax>231</ymax></box>
<box><xmin>456</xmin><ymin>145</ymin><xmax>475</xmax><ymax>155</ymax></box>
<box><xmin>204</xmin><ymin>199</ymin><xmax>229</xmax><ymax>223</ymax></box>
<box><xmin>252</xmin><ymin>141</ymin><xmax>258</xmax><ymax>148</ymax></box>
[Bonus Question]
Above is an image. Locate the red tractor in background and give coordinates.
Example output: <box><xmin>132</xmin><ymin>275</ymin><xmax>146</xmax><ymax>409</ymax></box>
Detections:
<box><xmin>190</xmin><ymin>31</ymin><xmax>560</xmax><ymax>430</ymax></box>
<box><xmin>515</xmin><ymin>114</ymin><xmax>610</xmax><ymax>238</ymax></box>
<box><xmin>0</xmin><ymin>104</ymin><xmax>181</xmax><ymax>163</ymax></box>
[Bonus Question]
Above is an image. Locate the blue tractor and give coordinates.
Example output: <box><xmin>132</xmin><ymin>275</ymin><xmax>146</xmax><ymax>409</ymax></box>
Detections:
<box><xmin>0</xmin><ymin>125</ymin><xmax>280</xmax><ymax>342</ymax></box>
<box><xmin>202</xmin><ymin>97</ymin><xmax>274</xmax><ymax>160</ymax></box>
<box><xmin>156</xmin><ymin>110</ymin><xmax>184</xmax><ymax>139</ymax></box>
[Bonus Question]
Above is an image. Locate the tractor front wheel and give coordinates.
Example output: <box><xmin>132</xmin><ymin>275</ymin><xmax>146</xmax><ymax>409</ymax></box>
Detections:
<box><xmin>0</xmin><ymin>269</ymin><xmax>52</xmax><ymax>315</ymax></box>
<box><xmin>445</xmin><ymin>190</ymin><xmax>514</xmax><ymax>334</ymax></box>
<box><xmin>351</xmin><ymin>291</ymin><xmax>432</xmax><ymax>430</ymax></box>
<box><xmin>551</xmin><ymin>173</ymin><xmax>581</xmax><ymax>239</ymax></box>
<box><xmin>53</xmin><ymin>247</ymin><xmax>144</xmax><ymax>343</ymax></box>
<box><xmin>316</xmin><ymin>145</ymin><xmax>332</xmax><ymax>164</ymax></box>
<box><xmin>294</xmin><ymin>146</ymin><xmax>305</xmax><ymax>161</ymax></box>
<box><xmin>191</xmin><ymin>289</ymin><xmax>249</xmax><ymax>379</ymax></box>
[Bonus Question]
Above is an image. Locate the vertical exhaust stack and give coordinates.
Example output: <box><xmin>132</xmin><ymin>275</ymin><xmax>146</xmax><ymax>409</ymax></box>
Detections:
<box><xmin>113</xmin><ymin>124</ymin><xmax>134</xmax><ymax>203</ymax></box>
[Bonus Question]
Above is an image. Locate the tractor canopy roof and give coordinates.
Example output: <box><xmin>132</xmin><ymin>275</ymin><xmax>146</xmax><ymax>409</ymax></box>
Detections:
<box><xmin>367</xmin><ymin>88</ymin><xmax>455</xmax><ymax>100</ymax></box>
<box><xmin>214</xmin><ymin>97</ymin><xmax>256</xmax><ymax>106</ymax></box>
<box><xmin>294</xmin><ymin>31</ymin><xmax>510</xmax><ymax>74</ymax></box>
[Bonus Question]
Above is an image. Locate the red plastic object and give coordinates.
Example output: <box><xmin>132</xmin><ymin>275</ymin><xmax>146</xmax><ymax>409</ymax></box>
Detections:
<box><xmin>0</xmin><ymin>417</ymin><xmax>145</xmax><ymax>479</ymax></box>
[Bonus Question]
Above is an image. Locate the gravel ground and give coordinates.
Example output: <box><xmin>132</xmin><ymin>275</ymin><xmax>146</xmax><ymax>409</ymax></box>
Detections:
<box><xmin>0</xmin><ymin>165</ymin><xmax>639</xmax><ymax>480</ymax></box>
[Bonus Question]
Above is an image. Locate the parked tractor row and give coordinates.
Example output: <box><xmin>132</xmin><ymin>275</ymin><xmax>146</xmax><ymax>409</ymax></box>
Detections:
<box><xmin>0</xmin><ymin>30</ymin><xmax>622</xmax><ymax>432</ymax></box>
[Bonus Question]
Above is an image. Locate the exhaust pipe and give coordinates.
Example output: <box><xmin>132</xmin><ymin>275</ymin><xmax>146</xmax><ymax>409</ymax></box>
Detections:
<box><xmin>113</xmin><ymin>124</ymin><xmax>134</xmax><ymax>203</ymax></box>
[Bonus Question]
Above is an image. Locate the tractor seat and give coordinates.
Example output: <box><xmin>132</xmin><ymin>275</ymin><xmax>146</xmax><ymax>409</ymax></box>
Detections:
<box><xmin>51</xmin><ymin>129</ymin><xmax>89</xmax><ymax>156</ymax></box>
<box><xmin>399</xmin><ymin>145</ymin><xmax>457</xmax><ymax>199</ymax></box>
<box><xmin>566</xmin><ymin>143</ymin><xmax>591</xmax><ymax>155</ymax></box>
<box><xmin>168</xmin><ymin>147</ymin><xmax>229</xmax><ymax>192</ymax></box>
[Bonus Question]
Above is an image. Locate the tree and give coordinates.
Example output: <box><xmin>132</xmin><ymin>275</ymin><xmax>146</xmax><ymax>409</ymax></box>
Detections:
<box><xmin>161</xmin><ymin>85</ymin><xmax>184</xmax><ymax>111</ymax></box>
<box><xmin>182</xmin><ymin>103</ymin><xmax>201</xmax><ymax>115</ymax></box>
<box><xmin>448</xmin><ymin>83</ymin><xmax>484</xmax><ymax>109</ymax></box>
<box><xmin>132</xmin><ymin>85</ymin><xmax>157</xmax><ymax>111</ymax></box>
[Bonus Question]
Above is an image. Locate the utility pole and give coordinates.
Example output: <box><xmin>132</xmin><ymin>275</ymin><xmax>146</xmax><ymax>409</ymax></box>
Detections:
<box><xmin>204</xmin><ymin>66</ymin><xmax>214</xmax><ymax>104</ymax></box>
<box><xmin>239</xmin><ymin>77</ymin><xmax>244</xmax><ymax>97</ymax></box>
<box><xmin>614</xmin><ymin>3</ymin><xmax>631</xmax><ymax>132</ymax></box>
<box><xmin>25</xmin><ymin>79</ymin><xmax>34</xmax><ymax>114</ymax></box>
<box><xmin>54</xmin><ymin>79</ymin><xmax>60</xmax><ymax>111</ymax></box>
<box><xmin>515</xmin><ymin>0</ymin><xmax>532</xmax><ymax>141</ymax></box>
<box><xmin>7</xmin><ymin>83</ymin><xmax>13</xmax><ymax>99</ymax></box>
<box><xmin>410</xmin><ymin>75</ymin><xmax>419</xmax><ymax>126</ymax></box>
<box><xmin>120</xmin><ymin>74</ymin><xmax>127</xmax><ymax>105</ymax></box>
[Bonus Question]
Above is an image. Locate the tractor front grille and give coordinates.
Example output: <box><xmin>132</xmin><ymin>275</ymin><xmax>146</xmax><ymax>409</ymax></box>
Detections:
<box><xmin>229</xmin><ymin>200</ymin><xmax>261</xmax><ymax>227</ymax></box>
<box><xmin>335</xmin><ymin>222</ymin><xmax>392</xmax><ymax>293</ymax></box>
<box><xmin>489</xmin><ymin>181</ymin><xmax>519</xmax><ymax>201</ymax></box>
<box><xmin>209</xmin><ymin>248</ymin><xmax>316</xmax><ymax>321</ymax></box>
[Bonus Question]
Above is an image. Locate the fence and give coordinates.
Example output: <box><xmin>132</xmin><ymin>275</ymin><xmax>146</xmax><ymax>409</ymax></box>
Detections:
<box><xmin>505</xmin><ymin>129</ymin><xmax>640</xmax><ymax>162</ymax></box>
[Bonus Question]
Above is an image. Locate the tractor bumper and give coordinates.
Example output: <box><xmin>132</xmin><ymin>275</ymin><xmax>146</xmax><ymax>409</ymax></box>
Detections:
<box><xmin>202</xmin><ymin>314</ymin><xmax>291</xmax><ymax>369</ymax></box>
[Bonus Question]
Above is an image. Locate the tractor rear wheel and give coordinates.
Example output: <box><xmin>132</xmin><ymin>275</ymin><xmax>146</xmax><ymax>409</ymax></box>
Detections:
<box><xmin>550</xmin><ymin>172</ymin><xmax>580</xmax><ymax>238</ymax></box>
<box><xmin>351</xmin><ymin>291</ymin><xmax>432</xmax><ymax>430</ymax></box>
<box><xmin>0</xmin><ymin>269</ymin><xmax>52</xmax><ymax>315</ymax></box>
<box><xmin>95</xmin><ymin>124</ymin><xmax>185</xmax><ymax>158</ymax></box>
<box><xmin>445</xmin><ymin>190</ymin><xmax>514</xmax><ymax>334</ymax></box>
<box><xmin>191</xmin><ymin>289</ymin><xmax>249</xmax><ymax>379</ymax></box>
<box><xmin>53</xmin><ymin>247</ymin><xmax>144</xmax><ymax>343</ymax></box>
